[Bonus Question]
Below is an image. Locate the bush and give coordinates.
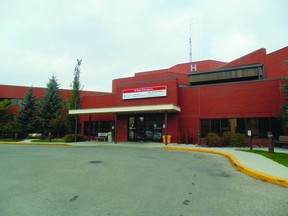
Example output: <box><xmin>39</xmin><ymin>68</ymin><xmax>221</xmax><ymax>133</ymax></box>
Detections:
<box><xmin>230</xmin><ymin>133</ymin><xmax>245</xmax><ymax>147</ymax></box>
<box><xmin>39</xmin><ymin>134</ymin><xmax>53</xmax><ymax>140</ymax></box>
<box><xmin>206</xmin><ymin>133</ymin><xmax>222</xmax><ymax>147</ymax></box>
<box><xmin>222</xmin><ymin>131</ymin><xmax>233</xmax><ymax>146</ymax></box>
<box><xmin>63</xmin><ymin>134</ymin><xmax>85</xmax><ymax>142</ymax></box>
<box><xmin>206</xmin><ymin>132</ymin><xmax>245</xmax><ymax>147</ymax></box>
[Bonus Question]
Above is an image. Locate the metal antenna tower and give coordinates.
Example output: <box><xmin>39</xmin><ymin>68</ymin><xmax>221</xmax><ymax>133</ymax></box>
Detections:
<box><xmin>189</xmin><ymin>19</ymin><xmax>192</xmax><ymax>63</ymax></box>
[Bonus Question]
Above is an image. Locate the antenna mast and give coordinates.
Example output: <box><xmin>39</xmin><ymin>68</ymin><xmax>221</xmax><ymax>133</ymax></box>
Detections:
<box><xmin>189</xmin><ymin>19</ymin><xmax>192</xmax><ymax>63</ymax></box>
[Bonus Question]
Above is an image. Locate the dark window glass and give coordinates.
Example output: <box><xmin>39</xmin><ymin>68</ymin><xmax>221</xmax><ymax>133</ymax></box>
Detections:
<box><xmin>200</xmin><ymin>119</ymin><xmax>210</xmax><ymax>137</ymax></box>
<box><xmin>236</xmin><ymin>118</ymin><xmax>246</xmax><ymax>134</ymax></box>
<box><xmin>84</xmin><ymin>121</ymin><xmax>114</xmax><ymax>136</ymax></box>
<box><xmin>211</xmin><ymin>119</ymin><xmax>220</xmax><ymax>135</ymax></box>
<box><xmin>258</xmin><ymin>118</ymin><xmax>269</xmax><ymax>138</ymax></box>
<box><xmin>220</xmin><ymin>119</ymin><xmax>230</xmax><ymax>135</ymax></box>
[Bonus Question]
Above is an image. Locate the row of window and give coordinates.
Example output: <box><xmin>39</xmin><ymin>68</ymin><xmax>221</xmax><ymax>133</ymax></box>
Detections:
<box><xmin>200</xmin><ymin>118</ymin><xmax>281</xmax><ymax>138</ymax></box>
<box><xmin>0</xmin><ymin>98</ymin><xmax>23</xmax><ymax>106</ymax></box>
<box><xmin>83</xmin><ymin>117</ymin><xmax>282</xmax><ymax>140</ymax></box>
<box><xmin>83</xmin><ymin>121</ymin><xmax>114</xmax><ymax>136</ymax></box>
<box><xmin>189</xmin><ymin>65</ymin><xmax>263</xmax><ymax>86</ymax></box>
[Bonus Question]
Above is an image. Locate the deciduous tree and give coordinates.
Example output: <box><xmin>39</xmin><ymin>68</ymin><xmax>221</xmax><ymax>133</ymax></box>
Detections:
<box><xmin>66</xmin><ymin>59</ymin><xmax>83</xmax><ymax>134</ymax></box>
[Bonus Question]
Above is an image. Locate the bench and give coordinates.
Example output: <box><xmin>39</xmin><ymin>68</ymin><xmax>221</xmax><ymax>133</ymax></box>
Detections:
<box><xmin>273</xmin><ymin>136</ymin><xmax>288</xmax><ymax>148</ymax></box>
<box><xmin>95</xmin><ymin>133</ymin><xmax>108</xmax><ymax>142</ymax></box>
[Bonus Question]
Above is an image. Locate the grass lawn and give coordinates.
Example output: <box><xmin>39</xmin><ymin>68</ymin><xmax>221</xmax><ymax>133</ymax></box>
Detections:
<box><xmin>31</xmin><ymin>139</ymin><xmax>65</xmax><ymax>143</ymax></box>
<box><xmin>238</xmin><ymin>149</ymin><xmax>288</xmax><ymax>168</ymax></box>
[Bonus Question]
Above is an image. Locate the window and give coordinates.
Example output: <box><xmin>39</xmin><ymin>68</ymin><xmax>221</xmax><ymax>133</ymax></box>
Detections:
<box><xmin>200</xmin><ymin>118</ymin><xmax>281</xmax><ymax>138</ymax></box>
<box><xmin>84</xmin><ymin>121</ymin><xmax>114</xmax><ymax>136</ymax></box>
<box><xmin>189</xmin><ymin>64</ymin><xmax>264</xmax><ymax>86</ymax></box>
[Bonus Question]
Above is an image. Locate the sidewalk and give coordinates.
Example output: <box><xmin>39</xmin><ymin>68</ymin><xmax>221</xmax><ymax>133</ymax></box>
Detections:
<box><xmin>165</xmin><ymin>143</ymin><xmax>288</xmax><ymax>187</ymax></box>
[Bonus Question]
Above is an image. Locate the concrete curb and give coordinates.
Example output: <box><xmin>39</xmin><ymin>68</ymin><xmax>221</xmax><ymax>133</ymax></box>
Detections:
<box><xmin>164</xmin><ymin>146</ymin><xmax>288</xmax><ymax>188</ymax></box>
<box><xmin>0</xmin><ymin>142</ymin><xmax>70</xmax><ymax>147</ymax></box>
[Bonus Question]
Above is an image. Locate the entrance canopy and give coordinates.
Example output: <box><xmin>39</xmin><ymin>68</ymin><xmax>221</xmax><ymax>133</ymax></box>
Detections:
<box><xmin>69</xmin><ymin>104</ymin><xmax>181</xmax><ymax>115</ymax></box>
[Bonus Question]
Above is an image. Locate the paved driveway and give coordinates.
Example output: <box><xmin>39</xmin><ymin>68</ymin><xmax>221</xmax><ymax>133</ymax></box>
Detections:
<box><xmin>0</xmin><ymin>144</ymin><xmax>287</xmax><ymax>216</ymax></box>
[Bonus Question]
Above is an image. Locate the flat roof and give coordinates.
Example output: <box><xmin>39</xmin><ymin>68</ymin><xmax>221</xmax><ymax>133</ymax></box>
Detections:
<box><xmin>69</xmin><ymin>104</ymin><xmax>181</xmax><ymax>115</ymax></box>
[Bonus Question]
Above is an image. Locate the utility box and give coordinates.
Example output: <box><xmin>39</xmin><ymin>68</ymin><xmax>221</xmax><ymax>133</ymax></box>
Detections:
<box><xmin>162</xmin><ymin>135</ymin><xmax>172</xmax><ymax>144</ymax></box>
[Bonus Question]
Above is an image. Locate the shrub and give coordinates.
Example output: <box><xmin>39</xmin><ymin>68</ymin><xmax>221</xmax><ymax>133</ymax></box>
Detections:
<box><xmin>221</xmin><ymin>131</ymin><xmax>246</xmax><ymax>147</ymax></box>
<box><xmin>222</xmin><ymin>131</ymin><xmax>233</xmax><ymax>146</ymax></box>
<box><xmin>40</xmin><ymin>134</ymin><xmax>53</xmax><ymax>140</ymax></box>
<box><xmin>63</xmin><ymin>134</ymin><xmax>85</xmax><ymax>142</ymax></box>
<box><xmin>206</xmin><ymin>133</ymin><xmax>222</xmax><ymax>147</ymax></box>
<box><xmin>230</xmin><ymin>133</ymin><xmax>245</xmax><ymax>147</ymax></box>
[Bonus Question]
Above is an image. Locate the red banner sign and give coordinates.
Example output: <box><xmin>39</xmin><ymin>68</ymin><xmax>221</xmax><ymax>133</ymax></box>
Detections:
<box><xmin>122</xmin><ymin>86</ymin><xmax>167</xmax><ymax>100</ymax></box>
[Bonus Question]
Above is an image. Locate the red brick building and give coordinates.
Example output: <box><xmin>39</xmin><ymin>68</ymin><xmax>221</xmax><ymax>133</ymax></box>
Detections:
<box><xmin>69</xmin><ymin>46</ymin><xmax>288</xmax><ymax>143</ymax></box>
<box><xmin>1</xmin><ymin>46</ymin><xmax>287</xmax><ymax>143</ymax></box>
<box><xmin>0</xmin><ymin>85</ymin><xmax>103</xmax><ymax>113</ymax></box>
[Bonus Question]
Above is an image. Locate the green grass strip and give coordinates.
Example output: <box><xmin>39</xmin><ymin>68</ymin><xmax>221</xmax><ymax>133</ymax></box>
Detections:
<box><xmin>238</xmin><ymin>149</ymin><xmax>288</xmax><ymax>168</ymax></box>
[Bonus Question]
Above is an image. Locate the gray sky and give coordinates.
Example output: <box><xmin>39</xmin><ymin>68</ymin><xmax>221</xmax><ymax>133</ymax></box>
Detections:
<box><xmin>1</xmin><ymin>0</ymin><xmax>287</xmax><ymax>92</ymax></box>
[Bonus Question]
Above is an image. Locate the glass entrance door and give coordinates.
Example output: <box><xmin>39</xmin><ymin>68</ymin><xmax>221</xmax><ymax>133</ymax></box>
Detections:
<box><xmin>128</xmin><ymin>114</ymin><xmax>162</xmax><ymax>142</ymax></box>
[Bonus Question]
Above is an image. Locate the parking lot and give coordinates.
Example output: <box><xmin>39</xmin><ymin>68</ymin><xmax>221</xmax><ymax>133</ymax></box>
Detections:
<box><xmin>0</xmin><ymin>144</ymin><xmax>287</xmax><ymax>216</ymax></box>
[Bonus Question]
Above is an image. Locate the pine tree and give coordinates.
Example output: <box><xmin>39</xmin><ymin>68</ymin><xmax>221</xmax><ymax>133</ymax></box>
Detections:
<box><xmin>0</xmin><ymin>99</ymin><xmax>13</xmax><ymax>137</ymax></box>
<box><xmin>16</xmin><ymin>87</ymin><xmax>39</xmax><ymax>134</ymax></box>
<box><xmin>38</xmin><ymin>75</ymin><xmax>62</xmax><ymax>134</ymax></box>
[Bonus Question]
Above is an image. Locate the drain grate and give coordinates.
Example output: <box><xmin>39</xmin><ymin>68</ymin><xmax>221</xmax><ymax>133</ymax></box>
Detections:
<box><xmin>88</xmin><ymin>160</ymin><xmax>103</xmax><ymax>164</ymax></box>
<box><xmin>69</xmin><ymin>195</ymin><xmax>79</xmax><ymax>202</ymax></box>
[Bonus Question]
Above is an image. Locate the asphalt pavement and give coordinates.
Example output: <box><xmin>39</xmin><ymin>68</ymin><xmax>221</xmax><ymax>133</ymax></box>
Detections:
<box><xmin>7</xmin><ymin>140</ymin><xmax>288</xmax><ymax>183</ymax></box>
<box><xmin>1</xmin><ymin>140</ymin><xmax>288</xmax><ymax>185</ymax></box>
<box><xmin>67</xmin><ymin>141</ymin><xmax>288</xmax><ymax>187</ymax></box>
<box><xmin>0</xmin><ymin>143</ymin><xmax>288</xmax><ymax>216</ymax></box>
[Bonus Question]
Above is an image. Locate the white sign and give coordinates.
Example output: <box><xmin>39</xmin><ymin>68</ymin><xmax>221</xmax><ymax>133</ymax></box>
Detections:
<box><xmin>122</xmin><ymin>86</ymin><xmax>167</xmax><ymax>100</ymax></box>
<box><xmin>247</xmin><ymin>130</ymin><xmax>252</xmax><ymax>137</ymax></box>
<box><xmin>190</xmin><ymin>63</ymin><xmax>197</xmax><ymax>72</ymax></box>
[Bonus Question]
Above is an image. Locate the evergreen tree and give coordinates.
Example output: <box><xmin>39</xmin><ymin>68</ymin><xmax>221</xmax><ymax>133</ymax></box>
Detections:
<box><xmin>0</xmin><ymin>99</ymin><xmax>12</xmax><ymax>125</ymax></box>
<box><xmin>0</xmin><ymin>99</ymin><xmax>13</xmax><ymax>137</ymax></box>
<box><xmin>16</xmin><ymin>87</ymin><xmax>39</xmax><ymax>134</ymax></box>
<box><xmin>38</xmin><ymin>75</ymin><xmax>62</xmax><ymax>134</ymax></box>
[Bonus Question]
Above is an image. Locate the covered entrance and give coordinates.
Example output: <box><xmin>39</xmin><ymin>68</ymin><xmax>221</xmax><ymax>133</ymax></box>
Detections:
<box><xmin>69</xmin><ymin>104</ymin><xmax>181</xmax><ymax>143</ymax></box>
<box><xmin>128</xmin><ymin>114</ymin><xmax>162</xmax><ymax>142</ymax></box>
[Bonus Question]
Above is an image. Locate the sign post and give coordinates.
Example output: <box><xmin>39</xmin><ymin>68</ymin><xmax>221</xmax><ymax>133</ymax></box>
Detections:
<box><xmin>247</xmin><ymin>130</ymin><xmax>252</xmax><ymax>150</ymax></box>
<box><xmin>268</xmin><ymin>131</ymin><xmax>274</xmax><ymax>153</ymax></box>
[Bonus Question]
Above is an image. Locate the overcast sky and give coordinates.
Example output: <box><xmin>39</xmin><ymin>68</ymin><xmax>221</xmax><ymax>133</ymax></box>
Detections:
<box><xmin>1</xmin><ymin>0</ymin><xmax>287</xmax><ymax>92</ymax></box>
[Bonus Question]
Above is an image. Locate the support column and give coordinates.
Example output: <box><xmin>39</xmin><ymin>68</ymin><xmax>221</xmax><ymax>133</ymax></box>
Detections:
<box><xmin>114</xmin><ymin>113</ymin><xmax>118</xmax><ymax>144</ymax></box>
<box><xmin>74</xmin><ymin>114</ymin><xmax>78</xmax><ymax>143</ymax></box>
<box><xmin>165</xmin><ymin>111</ymin><xmax>168</xmax><ymax>145</ymax></box>
<box><xmin>88</xmin><ymin>114</ymin><xmax>91</xmax><ymax>142</ymax></box>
